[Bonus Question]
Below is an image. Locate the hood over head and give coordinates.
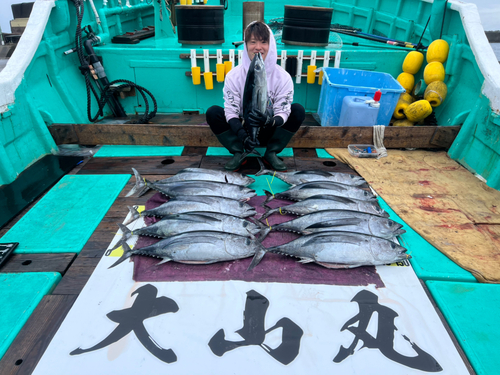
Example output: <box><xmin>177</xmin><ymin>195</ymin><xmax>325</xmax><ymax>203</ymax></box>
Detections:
<box><xmin>241</xmin><ymin>21</ymin><xmax>278</xmax><ymax>75</ymax></box>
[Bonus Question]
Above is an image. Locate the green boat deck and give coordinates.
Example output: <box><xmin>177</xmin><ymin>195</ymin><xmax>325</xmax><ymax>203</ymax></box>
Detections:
<box><xmin>0</xmin><ymin>145</ymin><xmax>493</xmax><ymax>374</ymax></box>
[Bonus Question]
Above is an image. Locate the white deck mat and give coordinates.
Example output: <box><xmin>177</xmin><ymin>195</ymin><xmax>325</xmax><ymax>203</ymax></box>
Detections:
<box><xmin>33</xmin><ymin>215</ymin><xmax>470</xmax><ymax>375</ymax></box>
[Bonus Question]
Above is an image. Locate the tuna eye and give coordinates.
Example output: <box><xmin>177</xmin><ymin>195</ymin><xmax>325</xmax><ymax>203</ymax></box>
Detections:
<box><xmin>388</xmin><ymin>221</ymin><xmax>394</xmax><ymax>227</ymax></box>
<box><xmin>391</xmin><ymin>243</ymin><xmax>396</xmax><ymax>249</ymax></box>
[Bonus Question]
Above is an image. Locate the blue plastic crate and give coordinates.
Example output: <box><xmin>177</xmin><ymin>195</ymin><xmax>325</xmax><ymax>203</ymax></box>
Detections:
<box><xmin>317</xmin><ymin>68</ymin><xmax>405</xmax><ymax>126</ymax></box>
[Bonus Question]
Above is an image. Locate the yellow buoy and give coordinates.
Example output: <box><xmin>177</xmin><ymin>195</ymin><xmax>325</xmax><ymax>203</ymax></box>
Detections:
<box><xmin>426</xmin><ymin>39</ymin><xmax>450</xmax><ymax>63</ymax></box>
<box><xmin>424</xmin><ymin>81</ymin><xmax>448</xmax><ymax>107</ymax></box>
<box><xmin>402</xmin><ymin>51</ymin><xmax>425</xmax><ymax>74</ymax></box>
<box><xmin>393</xmin><ymin>119</ymin><xmax>415</xmax><ymax>127</ymax></box>
<box><xmin>404</xmin><ymin>100</ymin><xmax>433</xmax><ymax>122</ymax></box>
<box><xmin>423</xmin><ymin>61</ymin><xmax>445</xmax><ymax>85</ymax></box>
<box><xmin>397</xmin><ymin>72</ymin><xmax>415</xmax><ymax>93</ymax></box>
<box><xmin>393</xmin><ymin>93</ymin><xmax>415</xmax><ymax>119</ymax></box>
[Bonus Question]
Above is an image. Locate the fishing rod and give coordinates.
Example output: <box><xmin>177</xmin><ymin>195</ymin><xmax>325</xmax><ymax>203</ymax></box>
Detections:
<box><xmin>331</xmin><ymin>28</ymin><xmax>427</xmax><ymax>50</ymax></box>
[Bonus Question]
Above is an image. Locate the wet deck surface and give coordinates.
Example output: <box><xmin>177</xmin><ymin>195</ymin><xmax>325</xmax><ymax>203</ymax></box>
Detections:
<box><xmin>0</xmin><ymin>146</ymin><xmax>360</xmax><ymax>374</ymax></box>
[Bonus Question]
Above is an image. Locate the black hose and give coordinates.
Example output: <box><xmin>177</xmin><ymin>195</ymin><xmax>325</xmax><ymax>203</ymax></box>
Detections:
<box><xmin>440</xmin><ymin>0</ymin><xmax>449</xmax><ymax>39</ymax></box>
<box><xmin>72</xmin><ymin>0</ymin><xmax>157</xmax><ymax>123</ymax></box>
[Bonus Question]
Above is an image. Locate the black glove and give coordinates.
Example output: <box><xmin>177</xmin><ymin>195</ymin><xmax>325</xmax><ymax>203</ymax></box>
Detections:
<box><xmin>243</xmin><ymin>136</ymin><xmax>258</xmax><ymax>151</ymax></box>
<box><xmin>248</xmin><ymin>109</ymin><xmax>273</xmax><ymax>127</ymax></box>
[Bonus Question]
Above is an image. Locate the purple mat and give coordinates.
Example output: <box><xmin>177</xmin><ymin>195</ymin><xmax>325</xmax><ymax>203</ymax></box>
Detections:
<box><xmin>132</xmin><ymin>193</ymin><xmax>384</xmax><ymax>287</ymax></box>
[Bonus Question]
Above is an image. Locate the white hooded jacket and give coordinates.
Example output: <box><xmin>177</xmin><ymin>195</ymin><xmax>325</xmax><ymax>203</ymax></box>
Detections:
<box><xmin>223</xmin><ymin>23</ymin><xmax>294</xmax><ymax>124</ymax></box>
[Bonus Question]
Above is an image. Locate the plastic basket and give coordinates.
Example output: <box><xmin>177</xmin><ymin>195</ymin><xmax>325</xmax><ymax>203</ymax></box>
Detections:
<box><xmin>317</xmin><ymin>68</ymin><xmax>405</xmax><ymax>126</ymax></box>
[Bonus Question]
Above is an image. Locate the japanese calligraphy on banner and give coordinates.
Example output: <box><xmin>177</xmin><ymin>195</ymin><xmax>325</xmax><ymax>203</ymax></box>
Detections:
<box><xmin>33</xmin><ymin>253</ymin><xmax>469</xmax><ymax>374</ymax></box>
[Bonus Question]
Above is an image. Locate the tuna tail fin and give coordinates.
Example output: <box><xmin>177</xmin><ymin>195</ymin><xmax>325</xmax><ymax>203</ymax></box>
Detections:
<box><xmin>126</xmin><ymin>168</ymin><xmax>147</xmax><ymax>197</ymax></box>
<box><xmin>247</xmin><ymin>247</ymin><xmax>268</xmax><ymax>271</ymax></box>
<box><xmin>108</xmin><ymin>242</ymin><xmax>134</xmax><ymax>269</ymax></box>
<box><xmin>255</xmin><ymin>158</ymin><xmax>269</xmax><ymax>176</ymax></box>
<box><xmin>108</xmin><ymin>223</ymin><xmax>133</xmax><ymax>252</ymax></box>
<box><xmin>239</xmin><ymin>148</ymin><xmax>262</xmax><ymax>163</ymax></box>
<box><xmin>259</xmin><ymin>203</ymin><xmax>277</xmax><ymax>221</ymax></box>
<box><xmin>123</xmin><ymin>206</ymin><xmax>141</xmax><ymax>225</ymax></box>
<box><xmin>248</xmin><ymin>217</ymin><xmax>273</xmax><ymax>240</ymax></box>
<box><xmin>262</xmin><ymin>190</ymin><xmax>275</xmax><ymax>206</ymax></box>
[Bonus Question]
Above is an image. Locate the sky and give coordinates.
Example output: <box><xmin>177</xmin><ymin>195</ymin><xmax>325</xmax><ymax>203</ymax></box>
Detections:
<box><xmin>0</xmin><ymin>0</ymin><xmax>499</xmax><ymax>34</ymax></box>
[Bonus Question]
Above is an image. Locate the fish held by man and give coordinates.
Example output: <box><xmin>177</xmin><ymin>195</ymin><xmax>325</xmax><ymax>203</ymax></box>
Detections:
<box><xmin>239</xmin><ymin>52</ymin><xmax>271</xmax><ymax>162</ymax></box>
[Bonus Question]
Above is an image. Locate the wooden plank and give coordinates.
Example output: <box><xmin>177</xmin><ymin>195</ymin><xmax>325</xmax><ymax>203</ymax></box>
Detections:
<box><xmin>0</xmin><ymin>295</ymin><xmax>77</xmax><ymax>375</ymax></box>
<box><xmin>51</xmin><ymin>257</ymin><xmax>101</xmax><ymax>295</ymax></box>
<box><xmin>77</xmin><ymin>156</ymin><xmax>202</xmax><ymax>174</ymax></box>
<box><xmin>49</xmin><ymin>124</ymin><xmax>460</xmax><ymax>149</ymax></box>
<box><xmin>200</xmin><ymin>155</ymin><xmax>297</xmax><ymax>174</ymax></box>
<box><xmin>182</xmin><ymin>146</ymin><xmax>208</xmax><ymax>156</ymax></box>
<box><xmin>294</xmin><ymin>157</ymin><xmax>359</xmax><ymax>175</ymax></box>
<box><xmin>0</xmin><ymin>253</ymin><xmax>76</xmax><ymax>274</ymax></box>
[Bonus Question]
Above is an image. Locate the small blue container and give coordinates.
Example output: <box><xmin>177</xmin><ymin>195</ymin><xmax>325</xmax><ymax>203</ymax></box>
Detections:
<box><xmin>317</xmin><ymin>68</ymin><xmax>405</xmax><ymax>126</ymax></box>
<box><xmin>338</xmin><ymin>96</ymin><xmax>380</xmax><ymax>127</ymax></box>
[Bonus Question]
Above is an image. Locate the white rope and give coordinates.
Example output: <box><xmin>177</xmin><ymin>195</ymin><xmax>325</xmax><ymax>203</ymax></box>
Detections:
<box><xmin>373</xmin><ymin>125</ymin><xmax>387</xmax><ymax>159</ymax></box>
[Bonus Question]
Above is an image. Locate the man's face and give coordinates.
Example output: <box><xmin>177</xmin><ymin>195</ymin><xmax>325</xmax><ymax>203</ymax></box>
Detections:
<box><xmin>246</xmin><ymin>35</ymin><xmax>269</xmax><ymax>61</ymax></box>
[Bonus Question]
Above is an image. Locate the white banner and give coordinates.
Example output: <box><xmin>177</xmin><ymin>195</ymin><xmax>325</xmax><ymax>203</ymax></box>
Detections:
<box><xmin>33</xmin><ymin>246</ymin><xmax>469</xmax><ymax>374</ymax></box>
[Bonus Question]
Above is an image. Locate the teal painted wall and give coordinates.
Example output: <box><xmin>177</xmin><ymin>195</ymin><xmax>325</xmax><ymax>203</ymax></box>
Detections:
<box><xmin>2</xmin><ymin>0</ymin><xmax>498</xmax><ymax>189</ymax></box>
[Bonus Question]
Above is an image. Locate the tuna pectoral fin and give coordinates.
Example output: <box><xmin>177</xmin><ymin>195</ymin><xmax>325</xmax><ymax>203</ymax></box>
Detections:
<box><xmin>316</xmin><ymin>262</ymin><xmax>359</xmax><ymax>269</ymax></box>
<box><xmin>126</xmin><ymin>168</ymin><xmax>147</xmax><ymax>197</ymax></box>
<box><xmin>156</xmin><ymin>257</ymin><xmax>173</xmax><ymax>265</ymax></box>
<box><xmin>108</xmin><ymin>243</ymin><xmax>134</xmax><ymax>269</ymax></box>
<box><xmin>247</xmin><ymin>248</ymin><xmax>267</xmax><ymax>271</ymax></box>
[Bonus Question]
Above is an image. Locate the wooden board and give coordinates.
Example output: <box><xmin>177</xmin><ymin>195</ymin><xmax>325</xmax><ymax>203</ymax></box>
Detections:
<box><xmin>51</xmin><ymin>257</ymin><xmax>101</xmax><ymax>295</ymax></box>
<box><xmin>0</xmin><ymin>295</ymin><xmax>77</xmax><ymax>375</ymax></box>
<box><xmin>49</xmin><ymin>124</ymin><xmax>460</xmax><ymax>149</ymax></box>
<box><xmin>77</xmin><ymin>156</ymin><xmax>203</xmax><ymax>174</ymax></box>
<box><xmin>0</xmin><ymin>253</ymin><xmax>76</xmax><ymax>274</ymax></box>
<box><xmin>199</xmin><ymin>155</ymin><xmax>297</xmax><ymax>174</ymax></box>
<box><xmin>326</xmin><ymin>148</ymin><xmax>500</xmax><ymax>283</ymax></box>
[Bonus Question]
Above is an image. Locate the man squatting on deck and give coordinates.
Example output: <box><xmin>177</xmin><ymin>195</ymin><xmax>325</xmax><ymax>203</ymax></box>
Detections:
<box><xmin>206</xmin><ymin>21</ymin><xmax>305</xmax><ymax>171</ymax></box>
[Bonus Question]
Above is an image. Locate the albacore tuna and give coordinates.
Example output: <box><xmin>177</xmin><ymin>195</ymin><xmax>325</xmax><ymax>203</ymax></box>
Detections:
<box><xmin>263</xmin><ymin>181</ymin><xmax>376</xmax><ymax>203</ymax></box>
<box><xmin>112</xmin><ymin>212</ymin><xmax>270</xmax><ymax>251</ymax></box>
<box><xmin>123</xmin><ymin>195</ymin><xmax>257</xmax><ymax>225</ymax></box>
<box><xmin>126</xmin><ymin>168</ymin><xmax>255</xmax><ymax>197</ymax></box>
<box><xmin>260</xmin><ymin>195</ymin><xmax>387</xmax><ymax>220</ymax></box>
<box><xmin>266</xmin><ymin>231</ymin><xmax>410</xmax><ymax>269</ymax></box>
<box><xmin>109</xmin><ymin>231</ymin><xmax>268</xmax><ymax>270</ymax></box>
<box><xmin>240</xmin><ymin>52</ymin><xmax>271</xmax><ymax>161</ymax></box>
<box><xmin>130</xmin><ymin>179</ymin><xmax>256</xmax><ymax>201</ymax></box>
<box><xmin>270</xmin><ymin>209</ymin><xmax>405</xmax><ymax>239</ymax></box>
<box><xmin>255</xmin><ymin>169</ymin><xmax>367</xmax><ymax>187</ymax></box>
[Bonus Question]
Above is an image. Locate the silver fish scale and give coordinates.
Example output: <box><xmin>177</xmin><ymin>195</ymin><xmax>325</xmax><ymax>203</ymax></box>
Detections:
<box><xmin>252</xmin><ymin>55</ymin><xmax>268</xmax><ymax>115</ymax></box>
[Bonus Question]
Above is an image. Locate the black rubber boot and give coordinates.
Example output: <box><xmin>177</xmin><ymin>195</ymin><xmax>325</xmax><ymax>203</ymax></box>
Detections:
<box><xmin>264</xmin><ymin>127</ymin><xmax>295</xmax><ymax>171</ymax></box>
<box><xmin>215</xmin><ymin>130</ymin><xmax>245</xmax><ymax>171</ymax></box>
